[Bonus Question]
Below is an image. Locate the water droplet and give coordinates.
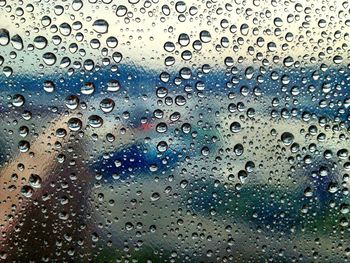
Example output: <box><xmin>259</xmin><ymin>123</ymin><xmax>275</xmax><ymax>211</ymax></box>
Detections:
<box><xmin>157</xmin><ymin>141</ymin><xmax>168</xmax><ymax>152</ymax></box>
<box><xmin>12</xmin><ymin>94</ymin><xmax>25</xmax><ymax>107</ymax></box>
<box><xmin>43</xmin><ymin>80</ymin><xmax>55</xmax><ymax>93</ymax></box>
<box><xmin>10</xmin><ymin>34</ymin><xmax>23</xmax><ymax>50</ymax></box>
<box><xmin>100</xmin><ymin>98</ymin><xmax>115</xmax><ymax>113</ymax></box>
<box><xmin>156</xmin><ymin>123</ymin><xmax>167</xmax><ymax>133</ymax></box>
<box><xmin>43</xmin><ymin>52</ymin><xmax>57</xmax><ymax>66</ymax></box>
<box><xmin>175</xmin><ymin>1</ymin><xmax>187</xmax><ymax>13</ymax></box>
<box><xmin>178</xmin><ymin>33</ymin><xmax>190</xmax><ymax>46</ymax></box>
<box><xmin>234</xmin><ymin>143</ymin><xmax>244</xmax><ymax>156</ymax></box>
<box><xmin>116</xmin><ymin>5</ymin><xmax>127</xmax><ymax>17</ymax></box>
<box><xmin>21</xmin><ymin>185</ymin><xmax>34</xmax><ymax>198</ymax></box>
<box><xmin>81</xmin><ymin>82</ymin><xmax>95</xmax><ymax>95</ymax></box>
<box><xmin>107</xmin><ymin>79</ymin><xmax>120</xmax><ymax>92</ymax></box>
<box><xmin>106</xmin><ymin>36</ymin><xmax>118</xmax><ymax>48</ymax></box>
<box><xmin>199</xmin><ymin>30</ymin><xmax>211</xmax><ymax>43</ymax></box>
<box><xmin>34</xmin><ymin>36</ymin><xmax>48</xmax><ymax>49</ymax></box>
<box><xmin>230</xmin><ymin>122</ymin><xmax>241</xmax><ymax>133</ymax></box>
<box><xmin>88</xmin><ymin>115</ymin><xmax>103</xmax><ymax>128</ymax></box>
<box><xmin>68</xmin><ymin>118</ymin><xmax>82</xmax><ymax>131</ymax></box>
<box><xmin>29</xmin><ymin>174</ymin><xmax>42</xmax><ymax>188</ymax></box>
<box><xmin>65</xmin><ymin>95</ymin><xmax>79</xmax><ymax>109</ymax></box>
<box><xmin>0</xmin><ymin>28</ymin><xmax>9</xmax><ymax>46</ymax></box>
<box><xmin>151</xmin><ymin>192</ymin><xmax>160</xmax><ymax>201</ymax></box>
<box><xmin>18</xmin><ymin>140</ymin><xmax>30</xmax><ymax>152</ymax></box>
<box><xmin>19</xmin><ymin>126</ymin><xmax>29</xmax><ymax>137</ymax></box>
<box><xmin>92</xmin><ymin>19</ymin><xmax>109</xmax><ymax>34</ymax></box>
<box><xmin>281</xmin><ymin>132</ymin><xmax>294</xmax><ymax>146</ymax></box>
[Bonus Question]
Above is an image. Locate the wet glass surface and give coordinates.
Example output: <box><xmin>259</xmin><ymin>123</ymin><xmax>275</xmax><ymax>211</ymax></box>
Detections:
<box><xmin>0</xmin><ymin>0</ymin><xmax>350</xmax><ymax>262</ymax></box>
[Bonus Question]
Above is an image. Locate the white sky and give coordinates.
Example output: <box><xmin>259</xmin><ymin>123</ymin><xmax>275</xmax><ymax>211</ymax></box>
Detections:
<box><xmin>0</xmin><ymin>0</ymin><xmax>349</xmax><ymax>75</ymax></box>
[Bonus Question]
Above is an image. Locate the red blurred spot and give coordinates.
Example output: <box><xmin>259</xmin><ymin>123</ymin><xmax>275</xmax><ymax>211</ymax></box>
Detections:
<box><xmin>140</xmin><ymin>122</ymin><xmax>153</xmax><ymax>131</ymax></box>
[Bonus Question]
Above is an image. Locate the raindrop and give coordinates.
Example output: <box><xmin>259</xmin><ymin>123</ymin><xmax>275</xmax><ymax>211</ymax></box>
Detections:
<box><xmin>29</xmin><ymin>174</ymin><xmax>42</xmax><ymax>188</ymax></box>
<box><xmin>11</xmin><ymin>34</ymin><xmax>23</xmax><ymax>50</ymax></box>
<box><xmin>12</xmin><ymin>94</ymin><xmax>25</xmax><ymax>107</ymax></box>
<box><xmin>33</xmin><ymin>36</ymin><xmax>48</xmax><ymax>49</ymax></box>
<box><xmin>18</xmin><ymin>140</ymin><xmax>30</xmax><ymax>152</ymax></box>
<box><xmin>43</xmin><ymin>80</ymin><xmax>55</xmax><ymax>93</ymax></box>
<box><xmin>107</xmin><ymin>80</ymin><xmax>120</xmax><ymax>92</ymax></box>
<box><xmin>0</xmin><ymin>28</ymin><xmax>9</xmax><ymax>46</ymax></box>
<box><xmin>281</xmin><ymin>132</ymin><xmax>294</xmax><ymax>146</ymax></box>
<box><xmin>88</xmin><ymin>115</ymin><xmax>103</xmax><ymax>128</ymax></box>
<box><xmin>65</xmin><ymin>95</ymin><xmax>79</xmax><ymax>109</ymax></box>
<box><xmin>68</xmin><ymin>118</ymin><xmax>82</xmax><ymax>131</ymax></box>
<box><xmin>43</xmin><ymin>52</ymin><xmax>57</xmax><ymax>66</ymax></box>
<box><xmin>230</xmin><ymin>122</ymin><xmax>241</xmax><ymax>133</ymax></box>
<box><xmin>199</xmin><ymin>30</ymin><xmax>211</xmax><ymax>43</ymax></box>
<box><xmin>100</xmin><ymin>98</ymin><xmax>115</xmax><ymax>113</ymax></box>
<box><xmin>92</xmin><ymin>19</ymin><xmax>109</xmax><ymax>34</ymax></box>
<box><xmin>81</xmin><ymin>82</ymin><xmax>95</xmax><ymax>95</ymax></box>
<box><xmin>21</xmin><ymin>185</ymin><xmax>34</xmax><ymax>198</ymax></box>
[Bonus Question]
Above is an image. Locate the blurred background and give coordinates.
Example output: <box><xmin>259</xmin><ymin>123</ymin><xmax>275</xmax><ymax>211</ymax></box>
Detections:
<box><xmin>0</xmin><ymin>0</ymin><xmax>349</xmax><ymax>262</ymax></box>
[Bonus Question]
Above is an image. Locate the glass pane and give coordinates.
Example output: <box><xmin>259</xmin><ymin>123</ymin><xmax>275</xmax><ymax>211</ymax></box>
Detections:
<box><xmin>0</xmin><ymin>0</ymin><xmax>349</xmax><ymax>262</ymax></box>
